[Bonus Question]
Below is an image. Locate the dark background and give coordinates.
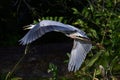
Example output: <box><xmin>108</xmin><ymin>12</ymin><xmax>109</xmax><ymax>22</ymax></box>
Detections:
<box><xmin>0</xmin><ymin>0</ymin><xmax>88</xmax><ymax>46</ymax></box>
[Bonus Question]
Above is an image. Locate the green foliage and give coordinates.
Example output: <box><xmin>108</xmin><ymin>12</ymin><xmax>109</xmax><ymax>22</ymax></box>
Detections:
<box><xmin>70</xmin><ymin>0</ymin><xmax>120</xmax><ymax>79</ymax></box>
<box><xmin>40</xmin><ymin>16</ymin><xmax>67</xmax><ymax>24</ymax></box>
<box><xmin>48</xmin><ymin>63</ymin><xmax>58</xmax><ymax>80</ymax></box>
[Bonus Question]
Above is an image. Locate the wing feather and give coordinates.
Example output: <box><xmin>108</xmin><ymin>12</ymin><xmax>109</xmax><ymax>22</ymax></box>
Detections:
<box><xmin>68</xmin><ymin>40</ymin><xmax>92</xmax><ymax>72</ymax></box>
<box><xmin>19</xmin><ymin>20</ymin><xmax>78</xmax><ymax>45</ymax></box>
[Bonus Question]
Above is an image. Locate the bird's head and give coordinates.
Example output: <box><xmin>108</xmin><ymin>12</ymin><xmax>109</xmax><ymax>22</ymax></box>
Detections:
<box><xmin>69</xmin><ymin>32</ymin><xmax>91</xmax><ymax>43</ymax></box>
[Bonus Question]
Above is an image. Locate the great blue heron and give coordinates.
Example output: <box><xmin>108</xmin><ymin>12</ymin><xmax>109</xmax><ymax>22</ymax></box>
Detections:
<box><xmin>19</xmin><ymin>20</ymin><xmax>92</xmax><ymax>72</ymax></box>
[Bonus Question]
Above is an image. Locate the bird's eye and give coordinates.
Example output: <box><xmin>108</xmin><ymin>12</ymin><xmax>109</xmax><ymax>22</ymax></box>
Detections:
<box><xmin>76</xmin><ymin>36</ymin><xmax>81</xmax><ymax>37</ymax></box>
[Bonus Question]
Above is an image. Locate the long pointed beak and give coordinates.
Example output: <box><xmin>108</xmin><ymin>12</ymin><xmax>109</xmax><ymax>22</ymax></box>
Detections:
<box><xmin>76</xmin><ymin>36</ymin><xmax>92</xmax><ymax>43</ymax></box>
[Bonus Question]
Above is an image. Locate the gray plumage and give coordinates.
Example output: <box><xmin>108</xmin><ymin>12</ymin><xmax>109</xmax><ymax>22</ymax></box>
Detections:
<box><xmin>19</xmin><ymin>20</ymin><xmax>92</xmax><ymax>72</ymax></box>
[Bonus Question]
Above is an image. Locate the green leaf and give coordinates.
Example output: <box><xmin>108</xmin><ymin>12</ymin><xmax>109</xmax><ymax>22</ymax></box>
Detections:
<box><xmin>54</xmin><ymin>16</ymin><xmax>58</xmax><ymax>21</ymax></box>
<box><xmin>89</xmin><ymin>29</ymin><xmax>98</xmax><ymax>38</ymax></box>
<box><xmin>86</xmin><ymin>52</ymin><xmax>102</xmax><ymax>67</ymax></box>
<box><xmin>11</xmin><ymin>77</ymin><xmax>22</xmax><ymax>80</ymax></box>
<box><xmin>58</xmin><ymin>17</ymin><xmax>63</xmax><ymax>22</ymax></box>
<box><xmin>72</xmin><ymin>8</ymin><xmax>80</xmax><ymax>15</ymax></box>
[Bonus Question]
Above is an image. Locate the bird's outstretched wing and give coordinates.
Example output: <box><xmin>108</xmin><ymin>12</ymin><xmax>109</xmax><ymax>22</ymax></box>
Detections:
<box><xmin>19</xmin><ymin>20</ymin><xmax>81</xmax><ymax>45</ymax></box>
<box><xmin>68</xmin><ymin>40</ymin><xmax>92</xmax><ymax>72</ymax></box>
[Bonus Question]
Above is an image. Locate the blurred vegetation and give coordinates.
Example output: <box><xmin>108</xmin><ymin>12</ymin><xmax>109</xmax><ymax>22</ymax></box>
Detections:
<box><xmin>0</xmin><ymin>0</ymin><xmax>120</xmax><ymax>80</ymax></box>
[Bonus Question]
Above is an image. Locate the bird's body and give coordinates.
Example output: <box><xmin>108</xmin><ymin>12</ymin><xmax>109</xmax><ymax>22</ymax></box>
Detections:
<box><xmin>19</xmin><ymin>20</ymin><xmax>92</xmax><ymax>72</ymax></box>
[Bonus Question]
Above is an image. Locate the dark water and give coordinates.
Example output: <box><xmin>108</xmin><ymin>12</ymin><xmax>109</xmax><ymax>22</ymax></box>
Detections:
<box><xmin>0</xmin><ymin>43</ymin><xmax>73</xmax><ymax>78</ymax></box>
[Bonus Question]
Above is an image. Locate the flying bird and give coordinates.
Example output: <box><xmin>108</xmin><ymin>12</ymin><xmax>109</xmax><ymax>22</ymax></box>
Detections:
<box><xmin>19</xmin><ymin>20</ymin><xmax>92</xmax><ymax>72</ymax></box>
